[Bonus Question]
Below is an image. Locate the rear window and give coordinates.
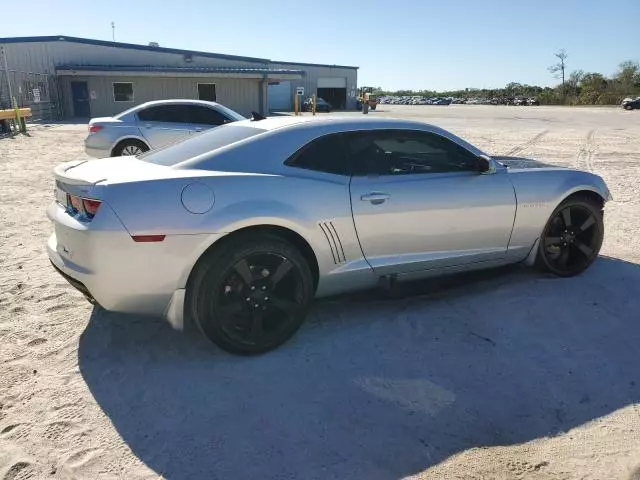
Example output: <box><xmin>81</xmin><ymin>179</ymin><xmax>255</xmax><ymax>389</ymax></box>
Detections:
<box><xmin>138</xmin><ymin>124</ymin><xmax>265</xmax><ymax>166</ymax></box>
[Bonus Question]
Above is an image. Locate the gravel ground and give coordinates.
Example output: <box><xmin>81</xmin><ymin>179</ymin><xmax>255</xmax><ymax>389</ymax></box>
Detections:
<box><xmin>1</xmin><ymin>105</ymin><xmax>639</xmax><ymax>480</ymax></box>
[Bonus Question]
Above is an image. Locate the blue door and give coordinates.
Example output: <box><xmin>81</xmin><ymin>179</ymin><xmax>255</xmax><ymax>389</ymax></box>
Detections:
<box><xmin>71</xmin><ymin>81</ymin><xmax>91</xmax><ymax>118</ymax></box>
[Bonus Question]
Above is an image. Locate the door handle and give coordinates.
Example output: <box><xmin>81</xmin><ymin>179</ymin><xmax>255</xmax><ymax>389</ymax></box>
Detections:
<box><xmin>361</xmin><ymin>192</ymin><xmax>390</xmax><ymax>205</ymax></box>
<box><xmin>194</xmin><ymin>127</ymin><xmax>203</xmax><ymax>132</ymax></box>
<box><xmin>145</xmin><ymin>123</ymin><xmax>153</xmax><ymax>129</ymax></box>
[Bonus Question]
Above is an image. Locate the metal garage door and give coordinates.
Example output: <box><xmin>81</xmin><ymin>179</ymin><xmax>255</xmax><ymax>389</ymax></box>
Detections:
<box><xmin>268</xmin><ymin>81</ymin><xmax>291</xmax><ymax>111</ymax></box>
<box><xmin>317</xmin><ymin>77</ymin><xmax>347</xmax><ymax>88</ymax></box>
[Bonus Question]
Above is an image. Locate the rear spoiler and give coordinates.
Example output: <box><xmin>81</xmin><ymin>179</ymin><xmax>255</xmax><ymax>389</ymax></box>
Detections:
<box><xmin>53</xmin><ymin>160</ymin><xmax>103</xmax><ymax>187</ymax></box>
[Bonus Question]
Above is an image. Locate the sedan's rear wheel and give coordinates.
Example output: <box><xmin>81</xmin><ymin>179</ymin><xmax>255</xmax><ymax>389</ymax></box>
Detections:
<box><xmin>536</xmin><ymin>197</ymin><xmax>604</xmax><ymax>277</ymax></box>
<box><xmin>113</xmin><ymin>139</ymin><xmax>149</xmax><ymax>157</ymax></box>
<box><xmin>189</xmin><ymin>235</ymin><xmax>314</xmax><ymax>354</ymax></box>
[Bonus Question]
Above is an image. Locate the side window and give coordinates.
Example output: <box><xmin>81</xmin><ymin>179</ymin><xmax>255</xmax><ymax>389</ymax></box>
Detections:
<box><xmin>346</xmin><ymin>130</ymin><xmax>480</xmax><ymax>176</ymax></box>
<box><xmin>285</xmin><ymin>134</ymin><xmax>349</xmax><ymax>175</ymax></box>
<box><xmin>138</xmin><ymin>106</ymin><xmax>167</xmax><ymax>122</ymax></box>
<box><xmin>187</xmin><ymin>105</ymin><xmax>229</xmax><ymax>126</ymax></box>
<box><xmin>137</xmin><ymin>105</ymin><xmax>190</xmax><ymax>123</ymax></box>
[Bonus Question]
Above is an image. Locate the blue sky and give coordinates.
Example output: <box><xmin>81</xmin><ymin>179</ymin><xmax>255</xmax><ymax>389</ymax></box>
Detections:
<box><xmin>3</xmin><ymin>0</ymin><xmax>639</xmax><ymax>91</ymax></box>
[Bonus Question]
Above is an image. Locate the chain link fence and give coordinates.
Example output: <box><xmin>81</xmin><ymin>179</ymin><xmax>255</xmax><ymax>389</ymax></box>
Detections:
<box><xmin>0</xmin><ymin>70</ymin><xmax>62</xmax><ymax>122</ymax></box>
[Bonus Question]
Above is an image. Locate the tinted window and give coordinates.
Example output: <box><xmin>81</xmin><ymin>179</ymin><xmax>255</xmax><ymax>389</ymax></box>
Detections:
<box><xmin>345</xmin><ymin>130</ymin><xmax>479</xmax><ymax>175</ymax></box>
<box><xmin>137</xmin><ymin>105</ymin><xmax>191</xmax><ymax>123</ymax></box>
<box><xmin>187</xmin><ymin>105</ymin><xmax>229</xmax><ymax>126</ymax></box>
<box><xmin>285</xmin><ymin>134</ymin><xmax>349</xmax><ymax>175</ymax></box>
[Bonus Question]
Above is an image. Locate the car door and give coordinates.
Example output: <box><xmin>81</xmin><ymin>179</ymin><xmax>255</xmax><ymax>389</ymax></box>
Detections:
<box><xmin>184</xmin><ymin>104</ymin><xmax>232</xmax><ymax>134</ymax></box>
<box><xmin>347</xmin><ymin>129</ymin><xmax>516</xmax><ymax>276</ymax></box>
<box><xmin>136</xmin><ymin>104</ymin><xmax>193</xmax><ymax>149</ymax></box>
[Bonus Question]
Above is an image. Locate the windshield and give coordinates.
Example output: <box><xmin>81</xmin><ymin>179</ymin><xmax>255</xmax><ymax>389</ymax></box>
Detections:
<box><xmin>138</xmin><ymin>124</ymin><xmax>265</xmax><ymax>166</ymax></box>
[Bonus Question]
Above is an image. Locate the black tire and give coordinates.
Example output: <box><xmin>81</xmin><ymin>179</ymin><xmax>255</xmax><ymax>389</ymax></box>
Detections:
<box><xmin>624</xmin><ymin>105</ymin><xmax>632</xmax><ymax>110</ymax></box>
<box><xmin>188</xmin><ymin>234</ymin><xmax>314</xmax><ymax>355</ymax></box>
<box><xmin>536</xmin><ymin>196</ymin><xmax>604</xmax><ymax>277</ymax></box>
<box><xmin>112</xmin><ymin>139</ymin><xmax>149</xmax><ymax>157</ymax></box>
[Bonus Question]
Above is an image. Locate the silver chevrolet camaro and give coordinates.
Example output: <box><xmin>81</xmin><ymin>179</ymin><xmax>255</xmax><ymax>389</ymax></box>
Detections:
<box><xmin>48</xmin><ymin>116</ymin><xmax>611</xmax><ymax>354</ymax></box>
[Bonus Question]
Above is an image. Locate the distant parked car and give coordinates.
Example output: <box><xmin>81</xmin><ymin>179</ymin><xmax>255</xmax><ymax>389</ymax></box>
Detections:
<box><xmin>303</xmin><ymin>97</ymin><xmax>332</xmax><ymax>112</ymax></box>
<box><xmin>84</xmin><ymin>99</ymin><xmax>246</xmax><ymax>158</ymax></box>
<box><xmin>621</xmin><ymin>97</ymin><xmax>640</xmax><ymax>110</ymax></box>
<box><xmin>528</xmin><ymin>98</ymin><xmax>540</xmax><ymax>106</ymax></box>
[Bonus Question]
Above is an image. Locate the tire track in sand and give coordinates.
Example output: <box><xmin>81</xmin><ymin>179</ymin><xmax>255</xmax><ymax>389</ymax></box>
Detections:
<box><xmin>576</xmin><ymin>129</ymin><xmax>597</xmax><ymax>172</ymax></box>
<box><xmin>504</xmin><ymin>129</ymin><xmax>549</xmax><ymax>156</ymax></box>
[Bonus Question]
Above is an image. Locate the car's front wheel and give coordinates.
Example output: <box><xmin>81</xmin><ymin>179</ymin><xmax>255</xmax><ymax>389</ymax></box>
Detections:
<box><xmin>536</xmin><ymin>196</ymin><xmax>604</xmax><ymax>277</ymax></box>
<box><xmin>189</xmin><ymin>235</ymin><xmax>314</xmax><ymax>354</ymax></box>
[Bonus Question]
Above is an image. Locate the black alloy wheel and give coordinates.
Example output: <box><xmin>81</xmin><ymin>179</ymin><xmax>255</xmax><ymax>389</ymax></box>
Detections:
<box><xmin>190</xmin><ymin>236</ymin><xmax>314</xmax><ymax>354</ymax></box>
<box><xmin>537</xmin><ymin>197</ymin><xmax>604</xmax><ymax>277</ymax></box>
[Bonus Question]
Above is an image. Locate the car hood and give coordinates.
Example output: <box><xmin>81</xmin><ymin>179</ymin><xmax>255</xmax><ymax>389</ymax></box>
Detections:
<box><xmin>492</xmin><ymin>155</ymin><xmax>562</xmax><ymax>170</ymax></box>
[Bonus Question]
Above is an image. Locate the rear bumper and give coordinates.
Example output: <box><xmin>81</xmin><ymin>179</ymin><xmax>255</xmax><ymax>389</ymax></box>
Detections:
<box><xmin>85</xmin><ymin>145</ymin><xmax>111</xmax><ymax>158</ymax></box>
<box><xmin>84</xmin><ymin>133</ymin><xmax>114</xmax><ymax>158</ymax></box>
<box><xmin>47</xmin><ymin>200</ymin><xmax>222</xmax><ymax>322</ymax></box>
<box><xmin>49</xmin><ymin>259</ymin><xmax>99</xmax><ymax>305</ymax></box>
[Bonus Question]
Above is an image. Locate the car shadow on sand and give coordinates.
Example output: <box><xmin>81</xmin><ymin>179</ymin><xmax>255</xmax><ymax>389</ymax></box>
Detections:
<box><xmin>78</xmin><ymin>256</ymin><xmax>640</xmax><ymax>479</ymax></box>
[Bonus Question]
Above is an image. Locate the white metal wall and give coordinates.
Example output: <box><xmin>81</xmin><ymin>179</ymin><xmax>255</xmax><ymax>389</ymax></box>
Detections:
<box><xmin>58</xmin><ymin>75</ymin><xmax>261</xmax><ymax>118</ymax></box>
<box><xmin>268</xmin><ymin>62</ymin><xmax>358</xmax><ymax>109</ymax></box>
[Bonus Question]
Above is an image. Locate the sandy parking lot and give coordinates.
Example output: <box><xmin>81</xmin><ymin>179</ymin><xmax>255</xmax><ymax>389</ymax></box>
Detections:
<box><xmin>1</xmin><ymin>105</ymin><xmax>640</xmax><ymax>480</ymax></box>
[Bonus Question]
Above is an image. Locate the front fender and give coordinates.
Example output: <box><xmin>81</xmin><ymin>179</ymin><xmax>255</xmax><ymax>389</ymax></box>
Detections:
<box><xmin>508</xmin><ymin>168</ymin><xmax>611</xmax><ymax>251</ymax></box>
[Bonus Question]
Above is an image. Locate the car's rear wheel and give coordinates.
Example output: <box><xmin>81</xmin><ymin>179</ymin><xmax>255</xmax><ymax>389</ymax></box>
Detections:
<box><xmin>112</xmin><ymin>139</ymin><xmax>149</xmax><ymax>157</ymax></box>
<box><xmin>536</xmin><ymin>197</ymin><xmax>604</xmax><ymax>277</ymax></box>
<box><xmin>189</xmin><ymin>235</ymin><xmax>314</xmax><ymax>355</ymax></box>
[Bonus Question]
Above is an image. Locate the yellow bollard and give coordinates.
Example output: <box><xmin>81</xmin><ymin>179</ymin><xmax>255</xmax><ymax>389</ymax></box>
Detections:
<box><xmin>312</xmin><ymin>94</ymin><xmax>316</xmax><ymax>115</ymax></box>
<box><xmin>294</xmin><ymin>93</ymin><xmax>298</xmax><ymax>116</ymax></box>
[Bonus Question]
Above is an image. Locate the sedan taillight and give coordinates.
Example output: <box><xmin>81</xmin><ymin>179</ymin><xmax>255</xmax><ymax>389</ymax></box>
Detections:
<box><xmin>67</xmin><ymin>194</ymin><xmax>101</xmax><ymax>220</ymax></box>
<box><xmin>88</xmin><ymin>125</ymin><xmax>103</xmax><ymax>134</ymax></box>
<box><xmin>82</xmin><ymin>199</ymin><xmax>102</xmax><ymax>216</ymax></box>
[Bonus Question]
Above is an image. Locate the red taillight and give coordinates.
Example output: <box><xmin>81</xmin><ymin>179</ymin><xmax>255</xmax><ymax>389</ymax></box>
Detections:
<box><xmin>82</xmin><ymin>199</ymin><xmax>101</xmax><ymax>216</ymax></box>
<box><xmin>67</xmin><ymin>194</ymin><xmax>101</xmax><ymax>219</ymax></box>
<box><xmin>88</xmin><ymin>124</ymin><xmax>103</xmax><ymax>134</ymax></box>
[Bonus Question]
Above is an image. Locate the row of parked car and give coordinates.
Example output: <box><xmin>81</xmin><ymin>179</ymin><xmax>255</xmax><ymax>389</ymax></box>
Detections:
<box><xmin>379</xmin><ymin>96</ymin><xmax>452</xmax><ymax>105</ymax></box>
<box><xmin>379</xmin><ymin>95</ymin><xmax>542</xmax><ymax>106</ymax></box>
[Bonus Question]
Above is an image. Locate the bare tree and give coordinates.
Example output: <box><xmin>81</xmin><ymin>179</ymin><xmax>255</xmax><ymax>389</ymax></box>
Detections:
<box><xmin>548</xmin><ymin>49</ymin><xmax>568</xmax><ymax>86</ymax></box>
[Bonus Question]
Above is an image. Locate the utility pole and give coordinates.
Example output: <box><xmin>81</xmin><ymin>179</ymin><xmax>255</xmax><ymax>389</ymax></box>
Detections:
<box><xmin>111</xmin><ymin>22</ymin><xmax>115</xmax><ymax>41</ymax></box>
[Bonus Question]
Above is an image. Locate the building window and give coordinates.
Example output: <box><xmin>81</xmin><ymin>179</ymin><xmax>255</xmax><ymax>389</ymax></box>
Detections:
<box><xmin>23</xmin><ymin>80</ymin><xmax>49</xmax><ymax>102</ymax></box>
<box><xmin>197</xmin><ymin>83</ymin><xmax>217</xmax><ymax>102</ymax></box>
<box><xmin>113</xmin><ymin>82</ymin><xmax>134</xmax><ymax>102</ymax></box>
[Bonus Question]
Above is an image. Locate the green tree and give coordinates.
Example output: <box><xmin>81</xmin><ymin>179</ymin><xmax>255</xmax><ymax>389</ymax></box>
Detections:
<box><xmin>614</xmin><ymin>61</ymin><xmax>640</xmax><ymax>95</ymax></box>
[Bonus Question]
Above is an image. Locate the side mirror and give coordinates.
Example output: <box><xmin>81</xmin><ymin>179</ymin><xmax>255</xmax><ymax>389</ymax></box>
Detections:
<box><xmin>477</xmin><ymin>155</ymin><xmax>496</xmax><ymax>174</ymax></box>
